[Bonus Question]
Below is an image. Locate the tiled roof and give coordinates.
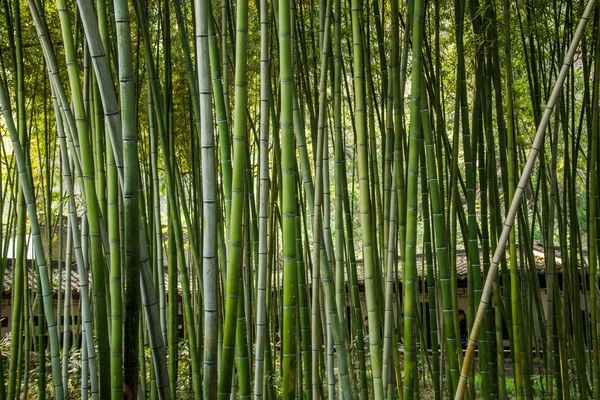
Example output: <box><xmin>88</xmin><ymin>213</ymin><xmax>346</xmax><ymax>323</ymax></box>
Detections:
<box><xmin>352</xmin><ymin>245</ymin><xmax>569</xmax><ymax>283</ymax></box>
<box><xmin>2</xmin><ymin>258</ymin><xmax>84</xmax><ymax>298</ymax></box>
<box><xmin>0</xmin><ymin>246</ymin><xmax>576</xmax><ymax>296</ymax></box>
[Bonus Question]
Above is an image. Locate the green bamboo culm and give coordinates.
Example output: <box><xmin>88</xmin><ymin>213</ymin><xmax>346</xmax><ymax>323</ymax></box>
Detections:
<box><xmin>107</xmin><ymin>123</ymin><xmax>122</xmax><ymax>399</ymax></box>
<box><xmin>196</xmin><ymin>0</ymin><xmax>219</xmax><ymax>396</ymax></box>
<box><xmin>589</xmin><ymin>3</ymin><xmax>600</xmax><ymax>395</ymax></box>
<box><xmin>6</xmin><ymin>0</ymin><xmax>26</xmax><ymax>396</ymax></box>
<box><xmin>402</xmin><ymin>0</ymin><xmax>425</xmax><ymax>394</ymax></box>
<box><xmin>253</xmin><ymin>0</ymin><xmax>271</xmax><ymax>394</ymax></box>
<box><xmin>279</xmin><ymin>0</ymin><xmax>299</xmax><ymax>396</ymax></box>
<box><xmin>114</xmin><ymin>0</ymin><xmax>142</xmax><ymax>395</ymax></box>
<box><xmin>350</xmin><ymin>0</ymin><xmax>384</xmax><ymax>396</ymax></box>
<box><xmin>217</xmin><ymin>0</ymin><xmax>250</xmax><ymax>395</ymax></box>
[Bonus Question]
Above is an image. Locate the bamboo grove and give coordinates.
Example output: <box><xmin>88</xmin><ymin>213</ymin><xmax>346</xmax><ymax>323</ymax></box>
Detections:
<box><xmin>0</xmin><ymin>0</ymin><xmax>599</xmax><ymax>397</ymax></box>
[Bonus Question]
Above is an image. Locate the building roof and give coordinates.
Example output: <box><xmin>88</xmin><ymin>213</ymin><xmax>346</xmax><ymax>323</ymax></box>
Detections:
<box><xmin>0</xmin><ymin>245</ymin><xmax>579</xmax><ymax>297</ymax></box>
<box><xmin>2</xmin><ymin>258</ymin><xmax>84</xmax><ymax>298</ymax></box>
<box><xmin>350</xmin><ymin>245</ymin><xmax>571</xmax><ymax>283</ymax></box>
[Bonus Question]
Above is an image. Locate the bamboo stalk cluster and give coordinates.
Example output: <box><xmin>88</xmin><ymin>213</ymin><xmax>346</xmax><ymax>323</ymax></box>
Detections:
<box><xmin>0</xmin><ymin>0</ymin><xmax>599</xmax><ymax>398</ymax></box>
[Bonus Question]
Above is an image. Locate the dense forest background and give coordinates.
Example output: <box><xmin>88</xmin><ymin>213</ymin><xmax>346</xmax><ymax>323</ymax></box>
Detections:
<box><xmin>0</xmin><ymin>0</ymin><xmax>598</xmax><ymax>398</ymax></box>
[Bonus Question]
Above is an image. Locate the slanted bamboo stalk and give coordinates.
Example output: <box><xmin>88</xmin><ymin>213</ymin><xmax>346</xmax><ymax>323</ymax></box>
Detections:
<box><xmin>455</xmin><ymin>0</ymin><xmax>597</xmax><ymax>396</ymax></box>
